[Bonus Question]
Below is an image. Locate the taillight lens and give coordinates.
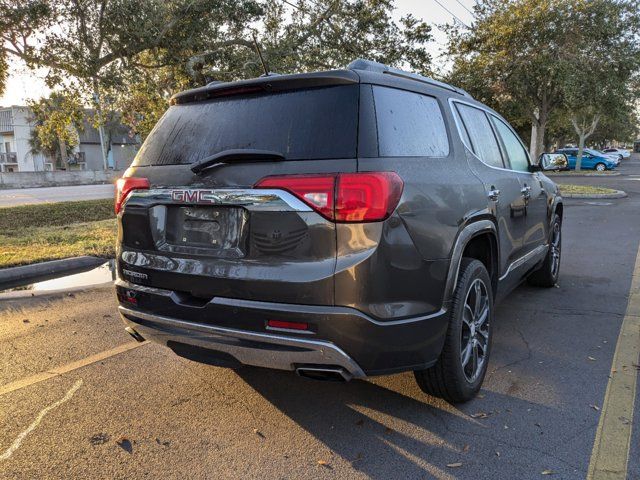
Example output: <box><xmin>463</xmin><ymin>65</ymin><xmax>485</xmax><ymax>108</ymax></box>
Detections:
<box><xmin>256</xmin><ymin>174</ymin><xmax>335</xmax><ymax>219</ymax></box>
<box><xmin>255</xmin><ymin>172</ymin><xmax>403</xmax><ymax>223</ymax></box>
<box><xmin>115</xmin><ymin>177</ymin><xmax>150</xmax><ymax>214</ymax></box>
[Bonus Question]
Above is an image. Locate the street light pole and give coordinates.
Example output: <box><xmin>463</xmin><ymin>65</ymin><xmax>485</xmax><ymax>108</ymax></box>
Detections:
<box><xmin>92</xmin><ymin>90</ymin><xmax>109</xmax><ymax>170</ymax></box>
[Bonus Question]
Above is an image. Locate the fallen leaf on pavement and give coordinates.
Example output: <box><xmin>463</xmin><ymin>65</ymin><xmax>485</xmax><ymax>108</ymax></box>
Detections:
<box><xmin>471</xmin><ymin>412</ymin><xmax>489</xmax><ymax>419</ymax></box>
<box><xmin>447</xmin><ymin>463</ymin><xmax>463</xmax><ymax>468</ymax></box>
<box><xmin>317</xmin><ymin>460</ymin><xmax>331</xmax><ymax>468</ymax></box>
<box><xmin>253</xmin><ymin>428</ymin><xmax>265</xmax><ymax>439</ymax></box>
<box><xmin>116</xmin><ymin>436</ymin><xmax>133</xmax><ymax>454</ymax></box>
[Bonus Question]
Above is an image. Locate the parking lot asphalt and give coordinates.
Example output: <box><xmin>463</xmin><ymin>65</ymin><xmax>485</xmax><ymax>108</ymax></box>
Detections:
<box><xmin>1</xmin><ymin>157</ymin><xmax>639</xmax><ymax>479</ymax></box>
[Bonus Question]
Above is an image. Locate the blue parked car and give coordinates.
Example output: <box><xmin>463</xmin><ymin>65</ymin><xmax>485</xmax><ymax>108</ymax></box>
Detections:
<box><xmin>555</xmin><ymin>148</ymin><xmax>617</xmax><ymax>171</ymax></box>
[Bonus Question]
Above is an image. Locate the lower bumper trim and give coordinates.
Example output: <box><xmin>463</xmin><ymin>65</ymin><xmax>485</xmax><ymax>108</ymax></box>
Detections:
<box><xmin>119</xmin><ymin>306</ymin><xmax>366</xmax><ymax>378</ymax></box>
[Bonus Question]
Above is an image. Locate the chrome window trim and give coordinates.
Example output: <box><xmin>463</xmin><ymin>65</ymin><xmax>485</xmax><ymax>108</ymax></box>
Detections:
<box><xmin>448</xmin><ymin>97</ymin><xmax>534</xmax><ymax>176</ymax></box>
<box><xmin>126</xmin><ymin>188</ymin><xmax>313</xmax><ymax>212</ymax></box>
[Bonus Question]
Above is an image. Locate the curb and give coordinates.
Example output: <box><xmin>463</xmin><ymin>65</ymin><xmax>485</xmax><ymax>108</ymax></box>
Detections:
<box><xmin>0</xmin><ymin>256</ymin><xmax>107</xmax><ymax>291</ymax></box>
<box><xmin>547</xmin><ymin>172</ymin><xmax>622</xmax><ymax>177</ymax></box>
<box><xmin>561</xmin><ymin>190</ymin><xmax>627</xmax><ymax>199</ymax></box>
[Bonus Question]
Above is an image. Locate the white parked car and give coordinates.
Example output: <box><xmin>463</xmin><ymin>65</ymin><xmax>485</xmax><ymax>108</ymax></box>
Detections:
<box><xmin>603</xmin><ymin>148</ymin><xmax>631</xmax><ymax>159</ymax></box>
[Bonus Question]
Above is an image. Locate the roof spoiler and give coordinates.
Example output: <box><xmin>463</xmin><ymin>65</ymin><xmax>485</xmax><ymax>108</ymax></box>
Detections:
<box><xmin>347</xmin><ymin>58</ymin><xmax>471</xmax><ymax>98</ymax></box>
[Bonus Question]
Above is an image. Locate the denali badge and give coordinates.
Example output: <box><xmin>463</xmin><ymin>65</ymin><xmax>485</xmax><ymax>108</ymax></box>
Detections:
<box><xmin>122</xmin><ymin>269</ymin><xmax>148</xmax><ymax>280</ymax></box>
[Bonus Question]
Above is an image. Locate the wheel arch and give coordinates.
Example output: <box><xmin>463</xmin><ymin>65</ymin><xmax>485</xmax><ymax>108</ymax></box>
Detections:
<box><xmin>443</xmin><ymin>219</ymin><xmax>498</xmax><ymax>307</ymax></box>
<box><xmin>554</xmin><ymin>201</ymin><xmax>563</xmax><ymax>221</ymax></box>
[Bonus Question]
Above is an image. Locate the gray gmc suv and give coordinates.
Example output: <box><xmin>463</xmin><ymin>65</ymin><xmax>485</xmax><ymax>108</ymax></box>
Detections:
<box><xmin>115</xmin><ymin>59</ymin><xmax>564</xmax><ymax>403</ymax></box>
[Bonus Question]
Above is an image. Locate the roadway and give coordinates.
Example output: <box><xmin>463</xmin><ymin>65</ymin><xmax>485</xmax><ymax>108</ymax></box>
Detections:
<box><xmin>0</xmin><ymin>184</ymin><xmax>113</xmax><ymax>207</ymax></box>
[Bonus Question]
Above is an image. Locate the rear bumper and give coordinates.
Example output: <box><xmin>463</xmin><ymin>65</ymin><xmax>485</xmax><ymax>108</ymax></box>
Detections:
<box><xmin>116</xmin><ymin>280</ymin><xmax>449</xmax><ymax>376</ymax></box>
<box><xmin>120</xmin><ymin>306</ymin><xmax>366</xmax><ymax>379</ymax></box>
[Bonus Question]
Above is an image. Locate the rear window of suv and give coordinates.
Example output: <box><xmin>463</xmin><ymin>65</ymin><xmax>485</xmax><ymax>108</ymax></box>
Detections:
<box><xmin>133</xmin><ymin>85</ymin><xmax>358</xmax><ymax>166</ymax></box>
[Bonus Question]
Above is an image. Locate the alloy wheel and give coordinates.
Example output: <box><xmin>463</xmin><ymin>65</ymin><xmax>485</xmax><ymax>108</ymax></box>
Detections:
<box><xmin>460</xmin><ymin>279</ymin><xmax>490</xmax><ymax>382</ymax></box>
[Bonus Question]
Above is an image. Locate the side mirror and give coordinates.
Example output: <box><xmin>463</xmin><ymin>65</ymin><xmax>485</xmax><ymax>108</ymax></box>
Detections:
<box><xmin>538</xmin><ymin>153</ymin><xmax>568</xmax><ymax>171</ymax></box>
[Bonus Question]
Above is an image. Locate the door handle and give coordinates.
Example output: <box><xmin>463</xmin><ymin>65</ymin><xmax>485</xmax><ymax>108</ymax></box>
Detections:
<box><xmin>488</xmin><ymin>188</ymin><xmax>501</xmax><ymax>201</ymax></box>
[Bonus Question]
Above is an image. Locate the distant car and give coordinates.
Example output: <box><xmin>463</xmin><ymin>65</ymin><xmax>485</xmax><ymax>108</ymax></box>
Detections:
<box><xmin>555</xmin><ymin>148</ymin><xmax>617</xmax><ymax>171</ymax></box>
<box><xmin>603</xmin><ymin>148</ymin><xmax>630</xmax><ymax>159</ymax></box>
<box><xmin>594</xmin><ymin>150</ymin><xmax>621</xmax><ymax>165</ymax></box>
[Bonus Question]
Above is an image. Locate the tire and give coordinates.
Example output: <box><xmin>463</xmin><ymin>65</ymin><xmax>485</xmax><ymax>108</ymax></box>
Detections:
<box><xmin>414</xmin><ymin>258</ymin><xmax>493</xmax><ymax>403</ymax></box>
<box><xmin>595</xmin><ymin>163</ymin><xmax>606</xmax><ymax>172</ymax></box>
<box><xmin>527</xmin><ymin>214</ymin><xmax>561</xmax><ymax>287</ymax></box>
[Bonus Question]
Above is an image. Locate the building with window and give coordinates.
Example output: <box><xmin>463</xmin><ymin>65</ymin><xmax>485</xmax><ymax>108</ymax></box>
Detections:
<box><xmin>0</xmin><ymin>106</ymin><xmax>140</xmax><ymax>172</ymax></box>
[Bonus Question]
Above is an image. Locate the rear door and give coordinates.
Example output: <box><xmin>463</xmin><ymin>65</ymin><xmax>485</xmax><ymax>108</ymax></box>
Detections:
<box><xmin>490</xmin><ymin>114</ymin><xmax>548</xmax><ymax>256</ymax></box>
<box><xmin>451</xmin><ymin>101</ymin><xmax>528</xmax><ymax>277</ymax></box>
<box><xmin>118</xmin><ymin>81</ymin><xmax>360</xmax><ymax>306</ymax></box>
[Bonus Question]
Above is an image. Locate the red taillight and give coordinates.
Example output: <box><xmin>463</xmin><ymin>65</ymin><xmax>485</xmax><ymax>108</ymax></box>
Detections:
<box><xmin>256</xmin><ymin>174</ymin><xmax>335</xmax><ymax>219</ymax></box>
<box><xmin>267</xmin><ymin>319</ymin><xmax>309</xmax><ymax>331</ymax></box>
<box><xmin>115</xmin><ymin>177</ymin><xmax>150</xmax><ymax>214</ymax></box>
<box><xmin>255</xmin><ymin>172</ymin><xmax>403</xmax><ymax>223</ymax></box>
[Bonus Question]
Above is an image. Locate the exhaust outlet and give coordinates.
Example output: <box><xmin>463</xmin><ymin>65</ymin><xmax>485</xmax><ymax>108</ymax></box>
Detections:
<box><xmin>125</xmin><ymin>326</ymin><xmax>146</xmax><ymax>343</ymax></box>
<box><xmin>295</xmin><ymin>366</ymin><xmax>352</xmax><ymax>382</ymax></box>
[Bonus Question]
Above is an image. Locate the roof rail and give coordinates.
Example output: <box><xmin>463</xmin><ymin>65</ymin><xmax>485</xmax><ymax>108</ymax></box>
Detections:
<box><xmin>347</xmin><ymin>59</ymin><xmax>471</xmax><ymax>97</ymax></box>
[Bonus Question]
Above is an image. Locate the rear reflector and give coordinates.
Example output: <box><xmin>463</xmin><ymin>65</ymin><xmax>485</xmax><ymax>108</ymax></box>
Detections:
<box><xmin>115</xmin><ymin>177</ymin><xmax>150</xmax><ymax>214</ymax></box>
<box><xmin>255</xmin><ymin>172</ymin><xmax>403</xmax><ymax>222</ymax></box>
<box><xmin>267</xmin><ymin>319</ymin><xmax>309</xmax><ymax>331</ymax></box>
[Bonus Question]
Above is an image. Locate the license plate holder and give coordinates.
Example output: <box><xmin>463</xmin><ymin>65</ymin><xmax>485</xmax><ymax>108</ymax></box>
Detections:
<box><xmin>163</xmin><ymin>206</ymin><xmax>247</xmax><ymax>257</ymax></box>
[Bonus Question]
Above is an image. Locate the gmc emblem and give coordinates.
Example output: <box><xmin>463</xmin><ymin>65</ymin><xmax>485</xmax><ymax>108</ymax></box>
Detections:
<box><xmin>172</xmin><ymin>190</ymin><xmax>210</xmax><ymax>203</ymax></box>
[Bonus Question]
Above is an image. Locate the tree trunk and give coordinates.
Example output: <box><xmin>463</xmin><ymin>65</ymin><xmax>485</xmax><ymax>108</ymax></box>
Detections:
<box><xmin>576</xmin><ymin>135</ymin><xmax>586</xmax><ymax>171</ymax></box>
<box><xmin>571</xmin><ymin>114</ymin><xmax>601</xmax><ymax>172</ymax></box>
<box><xmin>529</xmin><ymin>106</ymin><xmax>548</xmax><ymax>161</ymax></box>
<box><xmin>58</xmin><ymin>138</ymin><xmax>68</xmax><ymax>170</ymax></box>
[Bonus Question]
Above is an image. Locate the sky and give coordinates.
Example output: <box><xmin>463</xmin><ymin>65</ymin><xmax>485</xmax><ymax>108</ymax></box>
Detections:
<box><xmin>0</xmin><ymin>0</ymin><xmax>476</xmax><ymax>107</ymax></box>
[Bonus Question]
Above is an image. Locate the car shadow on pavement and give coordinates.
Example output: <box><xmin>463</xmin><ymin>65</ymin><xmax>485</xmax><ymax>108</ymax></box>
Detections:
<box><xmin>237</xmin><ymin>366</ymin><xmax>473</xmax><ymax>478</ymax></box>
<box><xmin>235</xmin><ymin>362</ymin><xmax>586</xmax><ymax>479</ymax></box>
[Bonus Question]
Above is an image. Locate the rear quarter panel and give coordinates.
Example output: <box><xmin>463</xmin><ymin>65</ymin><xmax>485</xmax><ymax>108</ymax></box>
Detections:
<box><xmin>334</xmin><ymin>84</ymin><xmax>488</xmax><ymax>320</ymax></box>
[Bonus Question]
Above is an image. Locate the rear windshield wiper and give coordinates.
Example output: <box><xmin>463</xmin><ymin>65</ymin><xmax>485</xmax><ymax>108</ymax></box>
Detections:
<box><xmin>190</xmin><ymin>149</ymin><xmax>285</xmax><ymax>174</ymax></box>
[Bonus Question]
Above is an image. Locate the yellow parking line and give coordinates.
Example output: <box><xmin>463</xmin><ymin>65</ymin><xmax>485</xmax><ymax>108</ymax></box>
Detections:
<box><xmin>0</xmin><ymin>341</ymin><xmax>147</xmax><ymax>396</ymax></box>
<box><xmin>587</xmin><ymin>245</ymin><xmax>640</xmax><ymax>479</ymax></box>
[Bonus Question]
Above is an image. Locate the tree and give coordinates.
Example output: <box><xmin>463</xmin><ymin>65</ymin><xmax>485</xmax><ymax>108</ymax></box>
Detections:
<box><xmin>114</xmin><ymin>0</ymin><xmax>435</xmax><ymax>139</ymax></box>
<box><xmin>559</xmin><ymin>1</ymin><xmax>640</xmax><ymax>170</ymax></box>
<box><xmin>1</xmin><ymin>0</ymin><xmax>434</xmax><ymax>142</ymax></box>
<box><xmin>0</xmin><ymin>0</ymin><xmax>262</xmax><ymax>165</ymax></box>
<box><xmin>445</xmin><ymin>0</ymin><xmax>640</xmax><ymax>161</ymax></box>
<box><xmin>27</xmin><ymin>92</ymin><xmax>84</xmax><ymax>170</ymax></box>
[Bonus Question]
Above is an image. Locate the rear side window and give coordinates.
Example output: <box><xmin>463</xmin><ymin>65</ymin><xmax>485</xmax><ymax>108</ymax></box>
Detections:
<box><xmin>455</xmin><ymin>103</ymin><xmax>504</xmax><ymax>168</ymax></box>
<box><xmin>491</xmin><ymin>116</ymin><xmax>530</xmax><ymax>172</ymax></box>
<box><xmin>372</xmin><ymin>86</ymin><xmax>449</xmax><ymax>157</ymax></box>
<box><xmin>133</xmin><ymin>85</ymin><xmax>358</xmax><ymax>166</ymax></box>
